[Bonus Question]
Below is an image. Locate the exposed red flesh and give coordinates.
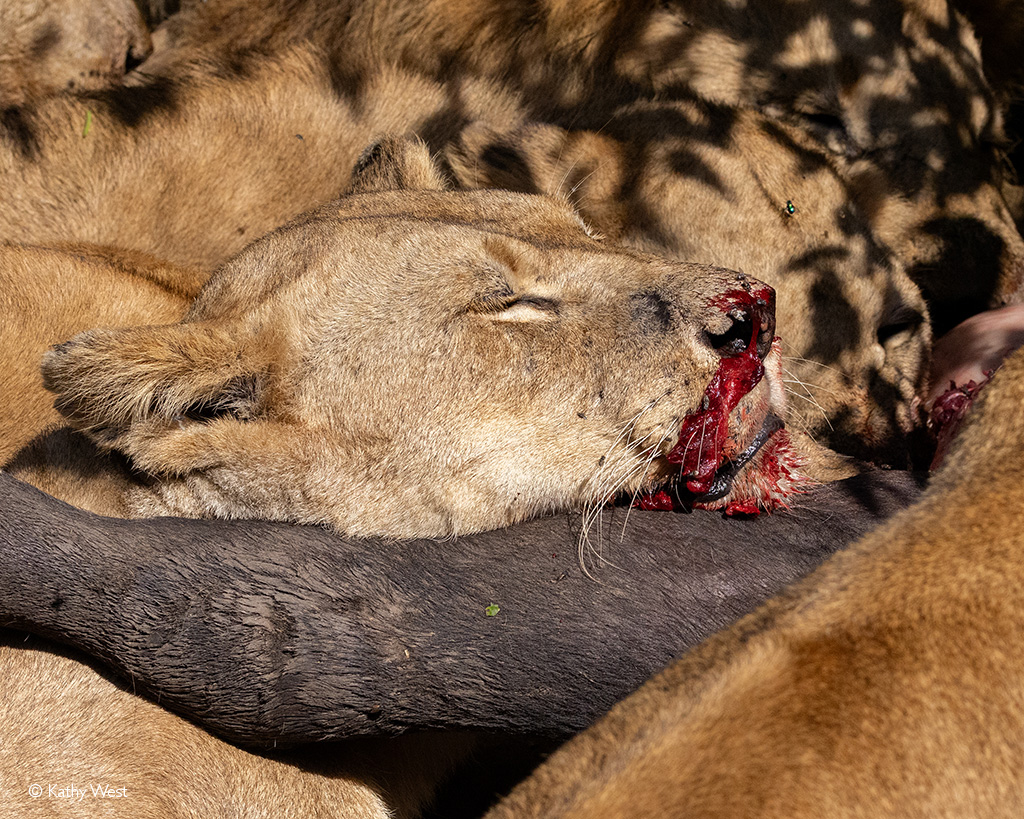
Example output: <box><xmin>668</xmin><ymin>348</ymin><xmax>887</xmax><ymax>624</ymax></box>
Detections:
<box><xmin>724</xmin><ymin>501</ymin><xmax>760</xmax><ymax>516</ymax></box>
<box><xmin>633</xmin><ymin>285</ymin><xmax>779</xmax><ymax>514</ymax></box>
<box><xmin>635</xmin><ymin>490</ymin><xmax>675</xmax><ymax>511</ymax></box>
<box><xmin>929</xmin><ymin>374</ymin><xmax>991</xmax><ymax>469</ymax></box>
<box><xmin>666</xmin><ymin>287</ymin><xmax>770</xmax><ymax>494</ymax></box>
<box><xmin>695</xmin><ymin>430</ymin><xmax>806</xmax><ymax>515</ymax></box>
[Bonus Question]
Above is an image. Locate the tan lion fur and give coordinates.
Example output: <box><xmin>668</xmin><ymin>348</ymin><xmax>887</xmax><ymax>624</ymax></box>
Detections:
<box><xmin>950</xmin><ymin>0</ymin><xmax>1024</xmax><ymax>97</ymax></box>
<box><xmin>448</xmin><ymin>103</ymin><xmax>932</xmax><ymax>463</ymax></box>
<box><xmin>1</xmin><ymin>1</ymin><xmax>1002</xmax><ymax>456</ymax></box>
<box><xmin>149</xmin><ymin>0</ymin><xmax>1024</xmax><ymax>331</ymax></box>
<box><xmin>0</xmin><ymin>43</ymin><xmax>925</xmax><ymax>463</ymax></box>
<box><xmin>483</xmin><ymin>346</ymin><xmax>1024</xmax><ymax>819</ymax></box>
<box><xmin>0</xmin><ymin>137</ymin><xmax>825</xmax><ymax>819</ymax></box>
<box><xmin>0</xmin><ymin>0</ymin><xmax>151</xmax><ymax>105</ymax></box>
<box><xmin>0</xmin><ymin>46</ymin><xmax>524</xmax><ymax>271</ymax></box>
<box><xmin>0</xmin><ymin>242</ymin><xmax>203</xmax><ymax>464</ymax></box>
<box><xmin>0</xmin><ymin>150</ymin><xmax>504</xmax><ymax>819</ymax></box>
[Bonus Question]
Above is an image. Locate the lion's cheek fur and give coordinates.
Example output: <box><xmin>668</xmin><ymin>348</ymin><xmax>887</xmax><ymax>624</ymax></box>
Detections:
<box><xmin>121</xmin><ymin>403</ymin><xmax>686</xmax><ymax>539</ymax></box>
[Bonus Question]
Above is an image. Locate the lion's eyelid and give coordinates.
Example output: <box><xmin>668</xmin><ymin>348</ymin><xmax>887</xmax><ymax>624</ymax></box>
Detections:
<box><xmin>490</xmin><ymin>299</ymin><xmax>560</xmax><ymax>323</ymax></box>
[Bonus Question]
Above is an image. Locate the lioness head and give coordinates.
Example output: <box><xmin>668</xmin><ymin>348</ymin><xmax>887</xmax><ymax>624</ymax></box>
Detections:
<box><xmin>40</xmin><ymin>139</ymin><xmax>809</xmax><ymax>538</ymax></box>
<box><xmin>448</xmin><ymin>101</ymin><xmax>931</xmax><ymax>464</ymax></box>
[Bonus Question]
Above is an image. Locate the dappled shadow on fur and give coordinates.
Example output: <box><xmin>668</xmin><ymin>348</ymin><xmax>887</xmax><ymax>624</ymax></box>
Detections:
<box><xmin>153</xmin><ymin>0</ymin><xmax>1024</xmax><ymax>318</ymax></box>
<box><xmin>447</xmin><ymin>97</ymin><xmax>931</xmax><ymax>465</ymax></box>
<box><xmin>0</xmin><ymin>0</ymin><xmax>152</xmax><ymax>105</ymax></box>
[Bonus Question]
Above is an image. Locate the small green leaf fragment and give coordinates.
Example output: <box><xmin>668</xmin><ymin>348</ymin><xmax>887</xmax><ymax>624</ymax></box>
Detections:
<box><xmin>485</xmin><ymin>604</ymin><xmax>500</xmax><ymax>617</ymax></box>
<box><xmin>82</xmin><ymin>110</ymin><xmax>93</xmax><ymax>138</ymax></box>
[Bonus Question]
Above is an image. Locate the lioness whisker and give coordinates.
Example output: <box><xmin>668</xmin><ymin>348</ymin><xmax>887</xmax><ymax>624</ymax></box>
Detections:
<box><xmin>621</xmin><ymin>427</ymin><xmax>676</xmax><ymax>542</ymax></box>
<box><xmin>585</xmin><ymin>430</ymin><xmax>651</xmax><ymax>505</ymax></box>
<box><xmin>784</xmin><ymin>387</ymin><xmax>835</xmax><ymax>431</ymax></box>
<box><xmin>780</xmin><ymin>365</ymin><xmax>838</xmax><ymax>401</ymax></box>
<box><xmin>588</xmin><ymin>392</ymin><xmax>672</xmax><ymax>483</ymax></box>
<box><xmin>775</xmin><ymin>400</ymin><xmax>815</xmax><ymax>437</ymax></box>
<box><xmin>781</xmin><ymin>372</ymin><xmax>835</xmax><ymax>431</ymax></box>
<box><xmin>679</xmin><ymin>416</ymin><xmax>713</xmax><ymax>476</ymax></box>
<box><xmin>584</xmin><ymin>429</ymin><xmax>663</xmax><ymax>523</ymax></box>
<box><xmin>781</xmin><ymin>375</ymin><xmax>839</xmax><ymax>394</ymax></box>
<box><xmin>781</xmin><ymin>355</ymin><xmax>846</xmax><ymax>377</ymax></box>
<box><xmin>550</xmin><ymin>154</ymin><xmax>584</xmax><ymax>201</ymax></box>
<box><xmin>579</xmin><ymin>421</ymin><xmax>673</xmax><ymax>571</ymax></box>
<box><xmin>579</xmin><ymin>447</ymin><xmax>660</xmax><ymax>573</ymax></box>
<box><xmin>565</xmin><ymin>166</ymin><xmax>601</xmax><ymax>200</ymax></box>
<box><xmin>780</xmin><ymin>368</ymin><xmax>844</xmax><ymax>398</ymax></box>
<box><xmin>578</xmin><ymin>499</ymin><xmax>629</xmax><ymax>578</ymax></box>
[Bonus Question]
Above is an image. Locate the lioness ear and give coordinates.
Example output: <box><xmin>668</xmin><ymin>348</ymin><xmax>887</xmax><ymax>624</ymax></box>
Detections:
<box><xmin>42</xmin><ymin>322</ymin><xmax>273</xmax><ymax>445</ymax></box>
<box><xmin>346</xmin><ymin>135</ymin><xmax>451</xmax><ymax>194</ymax></box>
<box><xmin>446</xmin><ymin>122</ymin><xmax>625</xmax><ymax>237</ymax></box>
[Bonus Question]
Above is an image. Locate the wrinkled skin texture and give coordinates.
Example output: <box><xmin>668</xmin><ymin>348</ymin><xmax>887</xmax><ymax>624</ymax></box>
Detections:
<box><xmin>0</xmin><ymin>633</ymin><xmax>473</xmax><ymax>819</ymax></box>
<box><xmin>150</xmin><ymin>0</ymin><xmax>1024</xmax><ymax>334</ymax></box>
<box><xmin>0</xmin><ymin>470</ymin><xmax>924</xmax><ymax>744</ymax></box>
<box><xmin>448</xmin><ymin>102</ymin><xmax>931</xmax><ymax>463</ymax></box>
<box><xmin>0</xmin><ymin>0</ymin><xmax>151</xmax><ymax>105</ymax></box>
<box><xmin>483</xmin><ymin>348</ymin><xmax>1024</xmax><ymax>819</ymax></box>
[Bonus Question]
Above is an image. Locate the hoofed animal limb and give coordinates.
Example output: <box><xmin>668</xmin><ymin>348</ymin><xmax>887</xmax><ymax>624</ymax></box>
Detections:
<box><xmin>0</xmin><ymin>470</ymin><xmax>922</xmax><ymax>747</ymax></box>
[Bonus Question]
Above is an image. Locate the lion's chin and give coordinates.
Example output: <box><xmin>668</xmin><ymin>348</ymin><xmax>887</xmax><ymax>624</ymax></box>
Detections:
<box><xmin>634</xmin><ymin>413</ymin><xmax>809</xmax><ymax>515</ymax></box>
<box><xmin>690</xmin><ymin>411</ymin><xmax>784</xmax><ymax>500</ymax></box>
<box><xmin>691</xmin><ymin>420</ymin><xmax>809</xmax><ymax>515</ymax></box>
<box><xmin>635</xmin><ymin>332</ymin><xmax>811</xmax><ymax>515</ymax></box>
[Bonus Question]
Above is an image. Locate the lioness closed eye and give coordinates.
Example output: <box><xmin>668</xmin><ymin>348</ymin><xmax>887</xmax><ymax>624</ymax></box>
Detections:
<box><xmin>27</xmin><ymin>139</ymin><xmax>815</xmax><ymax>538</ymax></box>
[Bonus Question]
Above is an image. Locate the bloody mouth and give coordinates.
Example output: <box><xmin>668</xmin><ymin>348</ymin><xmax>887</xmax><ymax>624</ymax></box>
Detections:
<box><xmin>692</xmin><ymin>412</ymin><xmax>785</xmax><ymax>501</ymax></box>
<box><xmin>668</xmin><ymin>288</ymin><xmax>770</xmax><ymax>495</ymax></box>
<box><xmin>636</xmin><ymin>285</ymin><xmax>804</xmax><ymax>516</ymax></box>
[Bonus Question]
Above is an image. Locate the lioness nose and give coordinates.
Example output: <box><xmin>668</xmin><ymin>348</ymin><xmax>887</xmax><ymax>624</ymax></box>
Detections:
<box><xmin>705</xmin><ymin>285</ymin><xmax>776</xmax><ymax>361</ymax></box>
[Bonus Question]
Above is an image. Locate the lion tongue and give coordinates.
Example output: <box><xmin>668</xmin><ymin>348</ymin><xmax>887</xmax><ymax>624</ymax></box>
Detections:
<box><xmin>667</xmin><ymin>313</ymin><xmax>765</xmax><ymax>495</ymax></box>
